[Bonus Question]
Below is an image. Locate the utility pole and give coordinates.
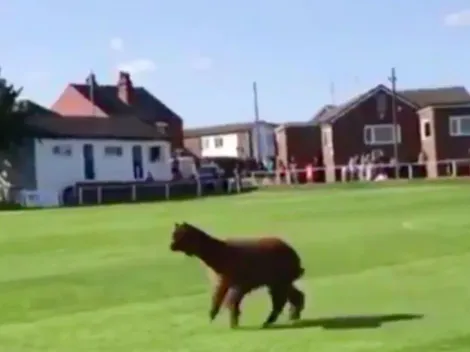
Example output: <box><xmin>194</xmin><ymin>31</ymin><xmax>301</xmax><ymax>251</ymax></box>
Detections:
<box><xmin>252</xmin><ymin>81</ymin><xmax>262</xmax><ymax>162</ymax></box>
<box><xmin>388</xmin><ymin>68</ymin><xmax>400</xmax><ymax>178</ymax></box>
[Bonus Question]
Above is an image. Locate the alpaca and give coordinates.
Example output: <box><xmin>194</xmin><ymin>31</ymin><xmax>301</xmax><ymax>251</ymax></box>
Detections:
<box><xmin>170</xmin><ymin>222</ymin><xmax>306</xmax><ymax>328</ymax></box>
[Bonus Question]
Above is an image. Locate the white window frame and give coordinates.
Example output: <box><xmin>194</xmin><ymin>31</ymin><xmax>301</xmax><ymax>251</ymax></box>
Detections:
<box><xmin>104</xmin><ymin>146</ymin><xmax>123</xmax><ymax>157</ymax></box>
<box><xmin>52</xmin><ymin>144</ymin><xmax>72</xmax><ymax>156</ymax></box>
<box><xmin>214</xmin><ymin>137</ymin><xmax>224</xmax><ymax>148</ymax></box>
<box><xmin>449</xmin><ymin>116</ymin><xmax>470</xmax><ymax>137</ymax></box>
<box><xmin>363</xmin><ymin>124</ymin><xmax>401</xmax><ymax>146</ymax></box>
<box><xmin>154</xmin><ymin>122</ymin><xmax>168</xmax><ymax>135</ymax></box>
<box><xmin>420</xmin><ymin>119</ymin><xmax>432</xmax><ymax>139</ymax></box>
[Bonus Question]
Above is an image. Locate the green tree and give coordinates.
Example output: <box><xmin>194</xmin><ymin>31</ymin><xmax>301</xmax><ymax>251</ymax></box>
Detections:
<box><xmin>0</xmin><ymin>72</ymin><xmax>35</xmax><ymax>151</ymax></box>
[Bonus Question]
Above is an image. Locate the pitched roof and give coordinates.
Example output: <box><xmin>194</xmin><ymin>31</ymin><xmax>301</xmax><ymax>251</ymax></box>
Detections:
<box><xmin>71</xmin><ymin>83</ymin><xmax>182</xmax><ymax>123</ymax></box>
<box><xmin>311</xmin><ymin>85</ymin><xmax>470</xmax><ymax>124</ymax></box>
<box><xmin>184</xmin><ymin>121</ymin><xmax>278</xmax><ymax>138</ymax></box>
<box><xmin>27</xmin><ymin>114</ymin><xmax>166</xmax><ymax>140</ymax></box>
<box><xmin>399</xmin><ymin>86</ymin><xmax>470</xmax><ymax>107</ymax></box>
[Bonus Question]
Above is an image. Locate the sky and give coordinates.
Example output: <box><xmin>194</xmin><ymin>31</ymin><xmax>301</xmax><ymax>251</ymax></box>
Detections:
<box><xmin>2</xmin><ymin>0</ymin><xmax>470</xmax><ymax>127</ymax></box>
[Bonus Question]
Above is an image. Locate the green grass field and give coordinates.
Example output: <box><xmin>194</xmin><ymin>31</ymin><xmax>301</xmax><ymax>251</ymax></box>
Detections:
<box><xmin>1</xmin><ymin>181</ymin><xmax>470</xmax><ymax>351</ymax></box>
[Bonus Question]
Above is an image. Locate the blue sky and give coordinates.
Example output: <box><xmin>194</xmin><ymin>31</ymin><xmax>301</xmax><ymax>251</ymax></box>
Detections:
<box><xmin>2</xmin><ymin>0</ymin><xmax>470</xmax><ymax>127</ymax></box>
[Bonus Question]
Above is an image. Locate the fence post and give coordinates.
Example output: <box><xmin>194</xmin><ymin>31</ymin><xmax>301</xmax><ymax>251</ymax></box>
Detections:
<box><xmin>451</xmin><ymin>160</ymin><xmax>457</xmax><ymax>177</ymax></box>
<box><xmin>97</xmin><ymin>186</ymin><xmax>102</xmax><ymax>205</ymax></box>
<box><xmin>131</xmin><ymin>185</ymin><xmax>136</xmax><ymax>202</ymax></box>
<box><xmin>196</xmin><ymin>180</ymin><xmax>202</xmax><ymax>197</ymax></box>
<box><xmin>78</xmin><ymin>187</ymin><xmax>83</xmax><ymax>206</ymax></box>
<box><xmin>408</xmin><ymin>164</ymin><xmax>412</xmax><ymax>180</ymax></box>
<box><xmin>165</xmin><ymin>183</ymin><xmax>170</xmax><ymax>200</ymax></box>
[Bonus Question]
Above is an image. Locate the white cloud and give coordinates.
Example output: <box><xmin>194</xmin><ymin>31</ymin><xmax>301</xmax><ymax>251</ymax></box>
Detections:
<box><xmin>117</xmin><ymin>59</ymin><xmax>156</xmax><ymax>75</ymax></box>
<box><xmin>444</xmin><ymin>9</ymin><xmax>470</xmax><ymax>27</ymax></box>
<box><xmin>110</xmin><ymin>37</ymin><xmax>124</xmax><ymax>51</ymax></box>
<box><xmin>191</xmin><ymin>55</ymin><xmax>213</xmax><ymax>71</ymax></box>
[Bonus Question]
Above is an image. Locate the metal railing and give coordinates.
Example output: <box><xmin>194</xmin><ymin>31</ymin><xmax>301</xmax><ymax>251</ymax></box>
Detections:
<box><xmin>10</xmin><ymin>158</ymin><xmax>470</xmax><ymax>208</ymax></box>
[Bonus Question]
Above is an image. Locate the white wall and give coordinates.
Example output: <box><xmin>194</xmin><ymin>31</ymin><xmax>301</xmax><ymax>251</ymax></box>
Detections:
<box><xmin>200</xmin><ymin>134</ymin><xmax>239</xmax><ymax>158</ymax></box>
<box><xmin>199</xmin><ymin>123</ymin><xmax>277</xmax><ymax>160</ymax></box>
<box><xmin>34</xmin><ymin>138</ymin><xmax>172</xmax><ymax>198</ymax></box>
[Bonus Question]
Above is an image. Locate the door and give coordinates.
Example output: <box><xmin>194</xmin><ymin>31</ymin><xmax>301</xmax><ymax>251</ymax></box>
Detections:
<box><xmin>132</xmin><ymin>145</ymin><xmax>143</xmax><ymax>180</ymax></box>
<box><xmin>83</xmin><ymin>144</ymin><xmax>95</xmax><ymax>180</ymax></box>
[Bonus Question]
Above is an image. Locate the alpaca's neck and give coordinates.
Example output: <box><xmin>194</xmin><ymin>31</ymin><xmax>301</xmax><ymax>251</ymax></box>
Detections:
<box><xmin>196</xmin><ymin>235</ymin><xmax>228</xmax><ymax>274</ymax></box>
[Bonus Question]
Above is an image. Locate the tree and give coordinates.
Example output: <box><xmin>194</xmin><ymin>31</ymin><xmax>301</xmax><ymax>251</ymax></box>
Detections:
<box><xmin>0</xmin><ymin>71</ymin><xmax>35</xmax><ymax>151</ymax></box>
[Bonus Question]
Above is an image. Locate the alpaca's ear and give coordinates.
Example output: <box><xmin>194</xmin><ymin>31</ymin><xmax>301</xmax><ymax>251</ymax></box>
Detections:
<box><xmin>174</xmin><ymin>222</ymin><xmax>180</xmax><ymax>229</ymax></box>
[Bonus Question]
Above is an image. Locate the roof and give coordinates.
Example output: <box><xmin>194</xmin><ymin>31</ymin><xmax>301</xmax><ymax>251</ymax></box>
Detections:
<box><xmin>26</xmin><ymin>115</ymin><xmax>166</xmax><ymax>140</ymax></box>
<box><xmin>71</xmin><ymin>83</ymin><xmax>182</xmax><ymax>123</ymax></box>
<box><xmin>275</xmin><ymin>121</ymin><xmax>318</xmax><ymax>132</ymax></box>
<box><xmin>311</xmin><ymin>85</ymin><xmax>470</xmax><ymax>125</ymax></box>
<box><xmin>184</xmin><ymin>121</ymin><xmax>278</xmax><ymax>138</ymax></box>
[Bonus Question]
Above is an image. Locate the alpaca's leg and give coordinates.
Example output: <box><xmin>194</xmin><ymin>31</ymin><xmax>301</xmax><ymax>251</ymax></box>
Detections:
<box><xmin>262</xmin><ymin>285</ymin><xmax>289</xmax><ymax>328</ymax></box>
<box><xmin>227</xmin><ymin>287</ymin><xmax>246</xmax><ymax>329</ymax></box>
<box><xmin>287</xmin><ymin>285</ymin><xmax>305</xmax><ymax>321</ymax></box>
<box><xmin>209</xmin><ymin>278</ymin><xmax>230</xmax><ymax>321</ymax></box>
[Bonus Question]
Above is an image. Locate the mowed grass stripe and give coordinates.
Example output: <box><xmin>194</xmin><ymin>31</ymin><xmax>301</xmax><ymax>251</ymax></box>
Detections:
<box><xmin>0</xmin><ymin>249</ymin><xmax>469</xmax><ymax>351</ymax></box>
<box><xmin>0</xmin><ymin>184</ymin><xmax>470</xmax><ymax>351</ymax></box>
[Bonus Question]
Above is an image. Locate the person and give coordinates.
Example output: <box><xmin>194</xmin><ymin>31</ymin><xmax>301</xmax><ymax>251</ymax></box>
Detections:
<box><xmin>305</xmin><ymin>162</ymin><xmax>313</xmax><ymax>183</ymax></box>
<box><xmin>289</xmin><ymin>157</ymin><xmax>298</xmax><ymax>184</ymax></box>
<box><xmin>277</xmin><ymin>159</ymin><xmax>286</xmax><ymax>184</ymax></box>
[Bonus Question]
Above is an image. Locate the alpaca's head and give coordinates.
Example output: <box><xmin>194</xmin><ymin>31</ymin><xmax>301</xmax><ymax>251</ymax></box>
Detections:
<box><xmin>170</xmin><ymin>222</ymin><xmax>205</xmax><ymax>256</ymax></box>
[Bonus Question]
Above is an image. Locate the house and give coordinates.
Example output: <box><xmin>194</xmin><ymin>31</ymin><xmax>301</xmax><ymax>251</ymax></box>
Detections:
<box><xmin>184</xmin><ymin>121</ymin><xmax>278</xmax><ymax>161</ymax></box>
<box><xmin>50</xmin><ymin>71</ymin><xmax>184</xmax><ymax>150</ymax></box>
<box><xmin>275</xmin><ymin>122</ymin><xmax>322</xmax><ymax>167</ymax></box>
<box><xmin>418</xmin><ymin>102</ymin><xmax>470</xmax><ymax>177</ymax></box>
<box><xmin>0</xmin><ymin>101</ymin><xmax>172</xmax><ymax>207</ymax></box>
<box><xmin>309</xmin><ymin>85</ymin><xmax>470</xmax><ymax>182</ymax></box>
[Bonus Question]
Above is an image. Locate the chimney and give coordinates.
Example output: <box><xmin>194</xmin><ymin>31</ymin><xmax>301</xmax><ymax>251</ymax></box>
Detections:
<box><xmin>117</xmin><ymin>71</ymin><xmax>133</xmax><ymax>104</ymax></box>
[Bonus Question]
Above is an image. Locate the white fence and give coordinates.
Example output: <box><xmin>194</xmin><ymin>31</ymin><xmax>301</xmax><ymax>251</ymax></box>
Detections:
<box><xmin>247</xmin><ymin>158</ymin><xmax>470</xmax><ymax>186</ymax></box>
<box><xmin>7</xmin><ymin>158</ymin><xmax>470</xmax><ymax>208</ymax></box>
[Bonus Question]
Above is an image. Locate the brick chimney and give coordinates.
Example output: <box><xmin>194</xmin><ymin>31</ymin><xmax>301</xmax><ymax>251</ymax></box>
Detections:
<box><xmin>117</xmin><ymin>71</ymin><xmax>133</xmax><ymax>104</ymax></box>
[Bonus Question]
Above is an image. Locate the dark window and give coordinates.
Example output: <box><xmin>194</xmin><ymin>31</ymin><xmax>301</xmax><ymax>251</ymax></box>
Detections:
<box><xmin>214</xmin><ymin>137</ymin><xmax>223</xmax><ymax>148</ymax></box>
<box><xmin>149</xmin><ymin>146</ymin><xmax>161</xmax><ymax>162</ymax></box>
<box><xmin>52</xmin><ymin>144</ymin><xmax>72</xmax><ymax>156</ymax></box>
<box><xmin>423</xmin><ymin>122</ymin><xmax>431</xmax><ymax>137</ymax></box>
<box><xmin>83</xmin><ymin>144</ymin><xmax>95</xmax><ymax>180</ymax></box>
<box><xmin>104</xmin><ymin>146</ymin><xmax>123</xmax><ymax>157</ymax></box>
<box><xmin>376</xmin><ymin>93</ymin><xmax>387</xmax><ymax>117</ymax></box>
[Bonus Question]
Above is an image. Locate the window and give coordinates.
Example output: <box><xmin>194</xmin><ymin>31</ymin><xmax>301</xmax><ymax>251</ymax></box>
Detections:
<box><xmin>214</xmin><ymin>137</ymin><xmax>223</xmax><ymax>148</ymax></box>
<box><xmin>363</xmin><ymin>124</ymin><xmax>401</xmax><ymax>145</ymax></box>
<box><xmin>322</xmin><ymin>129</ymin><xmax>331</xmax><ymax>146</ymax></box>
<box><xmin>52</xmin><ymin>144</ymin><xmax>72</xmax><ymax>156</ymax></box>
<box><xmin>104</xmin><ymin>146</ymin><xmax>123</xmax><ymax>157</ymax></box>
<box><xmin>149</xmin><ymin>146</ymin><xmax>161</xmax><ymax>162</ymax></box>
<box><xmin>202</xmin><ymin>137</ymin><xmax>210</xmax><ymax>149</ymax></box>
<box><xmin>449</xmin><ymin>116</ymin><xmax>470</xmax><ymax>136</ymax></box>
<box><xmin>376</xmin><ymin>93</ymin><xmax>387</xmax><ymax>118</ymax></box>
<box><xmin>155</xmin><ymin>122</ymin><xmax>168</xmax><ymax>135</ymax></box>
<box><xmin>421</xmin><ymin>120</ymin><xmax>432</xmax><ymax>138</ymax></box>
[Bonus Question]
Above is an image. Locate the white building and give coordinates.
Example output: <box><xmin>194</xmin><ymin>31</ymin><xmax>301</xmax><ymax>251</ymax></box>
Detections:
<box><xmin>1</xmin><ymin>114</ymin><xmax>172</xmax><ymax>207</ymax></box>
<box><xmin>183</xmin><ymin>121</ymin><xmax>278</xmax><ymax>160</ymax></box>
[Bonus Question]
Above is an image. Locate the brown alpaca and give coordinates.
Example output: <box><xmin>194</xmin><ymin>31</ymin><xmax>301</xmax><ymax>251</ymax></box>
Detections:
<box><xmin>170</xmin><ymin>222</ymin><xmax>306</xmax><ymax>328</ymax></box>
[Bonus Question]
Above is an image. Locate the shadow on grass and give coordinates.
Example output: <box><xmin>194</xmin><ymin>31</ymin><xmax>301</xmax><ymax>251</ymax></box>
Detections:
<box><xmin>248</xmin><ymin>313</ymin><xmax>424</xmax><ymax>331</ymax></box>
